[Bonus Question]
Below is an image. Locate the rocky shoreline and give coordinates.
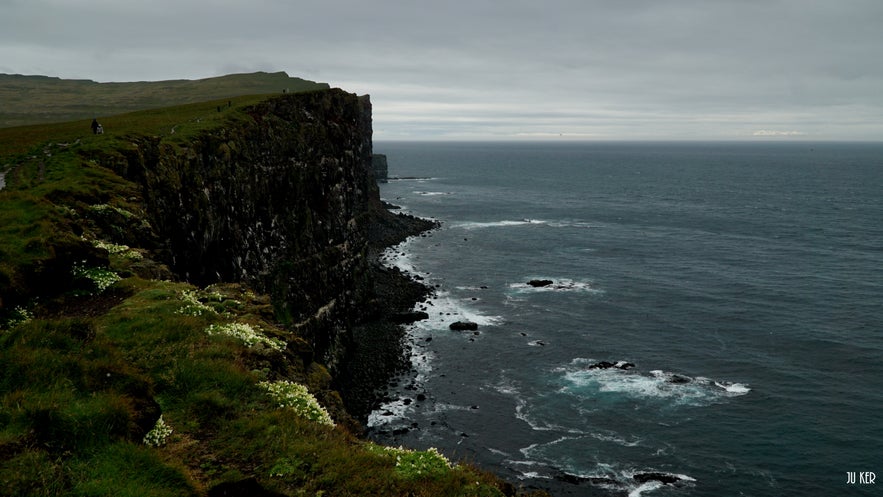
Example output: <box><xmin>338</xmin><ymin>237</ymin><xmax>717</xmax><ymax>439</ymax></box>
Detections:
<box><xmin>338</xmin><ymin>209</ymin><xmax>439</xmax><ymax>425</ymax></box>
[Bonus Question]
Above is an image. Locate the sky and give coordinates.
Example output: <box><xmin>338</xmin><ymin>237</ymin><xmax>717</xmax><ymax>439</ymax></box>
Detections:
<box><xmin>2</xmin><ymin>0</ymin><xmax>882</xmax><ymax>141</ymax></box>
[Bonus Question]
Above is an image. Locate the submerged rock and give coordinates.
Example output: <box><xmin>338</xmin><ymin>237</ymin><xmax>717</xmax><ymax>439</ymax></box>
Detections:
<box><xmin>389</xmin><ymin>311</ymin><xmax>430</xmax><ymax>324</ymax></box>
<box><xmin>633</xmin><ymin>472</ymin><xmax>690</xmax><ymax>485</ymax></box>
<box><xmin>527</xmin><ymin>279</ymin><xmax>554</xmax><ymax>287</ymax></box>
<box><xmin>668</xmin><ymin>374</ymin><xmax>692</xmax><ymax>384</ymax></box>
<box><xmin>587</xmin><ymin>360</ymin><xmax>636</xmax><ymax>370</ymax></box>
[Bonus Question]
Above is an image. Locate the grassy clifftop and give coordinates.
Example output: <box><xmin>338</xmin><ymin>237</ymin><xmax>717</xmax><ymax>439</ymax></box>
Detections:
<box><xmin>0</xmin><ymin>93</ymin><xmax>548</xmax><ymax>496</ymax></box>
<box><xmin>0</xmin><ymin>71</ymin><xmax>329</xmax><ymax>128</ymax></box>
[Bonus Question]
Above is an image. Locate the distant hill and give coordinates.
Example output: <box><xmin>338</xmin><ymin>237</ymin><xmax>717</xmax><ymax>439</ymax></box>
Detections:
<box><xmin>0</xmin><ymin>71</ymin><xmax>330</xmax><ymax>128</ymax></box>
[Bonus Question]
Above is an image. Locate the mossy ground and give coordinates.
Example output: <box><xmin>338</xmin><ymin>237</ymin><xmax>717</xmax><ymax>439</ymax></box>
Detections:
<box><xmin>0</xmin><ymin>98</ymin><xmax>548</xmax><ymax>496</ymax></box>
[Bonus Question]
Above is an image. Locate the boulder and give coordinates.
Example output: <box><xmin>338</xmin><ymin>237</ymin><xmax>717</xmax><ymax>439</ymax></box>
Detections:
<box><xmin>633</xmin><ymin>472</ymin><xmax>685</xmax><ymax>485</ymax></box>
<box><xmin>527</xmin><ymin>279</ymin><xmax>554</xmax><ymax>288</ymax></box>
<box><xmin>668</xmin><ymin>374</ymin><xmax>692</xmax><ymax>384</ymax></box>
<box><xmin>389</xmin><ymin>311</ymin><xmax>430</xmax><ymax>324</ymax></box>
<box><xmin>588</xmin><ymin>361</ymin><xmax>616</xmax><ymax>370</ymax></box>
<box><xmin>449</xmin><ymin>321</ymin><xmax>478</xmax><ymax>331</ymax></box>
<box><xmin>587</xmin><ymin>360</ymin><xmax>636</xmax><ymax>370</ymax></box>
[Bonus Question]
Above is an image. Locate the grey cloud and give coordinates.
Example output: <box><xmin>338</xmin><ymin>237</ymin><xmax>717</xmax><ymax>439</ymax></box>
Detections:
<box><xmin>1</xmin><ymin>0</ymin><xmax>882</xmax><ymax>139</ymax></box>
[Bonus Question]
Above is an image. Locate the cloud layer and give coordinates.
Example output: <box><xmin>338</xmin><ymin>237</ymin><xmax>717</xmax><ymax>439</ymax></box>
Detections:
<box><xmin>2</xmin><ymin>0</ymin><xmax>882</xmax><ymax>140</ymax></box>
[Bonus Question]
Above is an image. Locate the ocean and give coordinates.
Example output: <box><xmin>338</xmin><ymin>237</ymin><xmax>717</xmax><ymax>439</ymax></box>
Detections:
<box><xmin>368</xmin><ymin>141</ymin><xmax>883</xmax><ymax>497</ymax></box>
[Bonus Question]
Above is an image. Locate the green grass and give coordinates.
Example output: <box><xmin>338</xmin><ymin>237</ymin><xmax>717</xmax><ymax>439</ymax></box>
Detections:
<box><xmin>69</xmin><ymin>442</ymin><xmax>199</xmax><ymax>497</ymax></box>
<box><xmin>1</xmin><ymin>276</ymin><xmax>535</xmax><ymax>496</ymax></box>
<box><xmin>0</xmin><ymin>94</ymin><xmax>281</xmax><ymax>311</ymax></box>
<box><xmin>0</xmin><ymin>71</ymin><xmax>329</xmax><ymax>129</ymax></box>
<box><xmin>0</xmin><ymin>94</ymin><xmax>271</xmax><ymax>157</ymax></box>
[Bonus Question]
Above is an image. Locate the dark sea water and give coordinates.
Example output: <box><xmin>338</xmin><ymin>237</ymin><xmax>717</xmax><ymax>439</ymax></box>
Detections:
<box><xmin>369</xmin><ymin>141</ymin><xmax>883</xmax><ymax>497</ymax></box>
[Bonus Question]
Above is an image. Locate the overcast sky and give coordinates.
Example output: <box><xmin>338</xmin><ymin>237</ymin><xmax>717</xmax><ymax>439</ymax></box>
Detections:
<box><xmin>2</xmin><ymin>0</ymin><xmax>881</xmax><ymax>141</ymax></box>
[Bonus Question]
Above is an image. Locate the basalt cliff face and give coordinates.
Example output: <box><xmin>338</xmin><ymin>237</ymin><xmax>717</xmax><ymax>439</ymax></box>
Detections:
<box><xmin>105</xmin><ymin>89</ymin><xmax>432</xmax><ymax>414</ymax></box>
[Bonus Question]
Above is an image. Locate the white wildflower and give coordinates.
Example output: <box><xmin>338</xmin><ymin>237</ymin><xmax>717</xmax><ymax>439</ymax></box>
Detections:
<box><xmin>72</xmin><ymin>263</ymin><xmax>121</xmax><ymax>293</ymax></box>
<box><xmin>176</xmin><ymin>289</ymin><xmax>216</xmax><ymax>316</ymax></box>
<box><xmin>92</xmin><ymin>239</ymin><xmax>143</xmax><ymax>260</ymax></box>
<box><xmin>259</xmin><ymin>380</ymin><xmax>334</xmax><ymax>427</ymax></box>
<box><xmin>205</xmin><ymin>322</ymin><xmax>286</xmax><ymax>351</ymax></box>
<box><xmin>143</xmin><ymin>415</ymin><xmax>173</xmax><ymax>447</ymax></box>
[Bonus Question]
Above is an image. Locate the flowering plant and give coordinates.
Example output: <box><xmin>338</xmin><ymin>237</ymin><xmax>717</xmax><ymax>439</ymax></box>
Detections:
<box><xmin>143</xmin><ymin>415</ymin><xmax>173</xmax><ymax>447</ymax></box>
<box><xmin>259</xmin><ymin>380</ymin><xmax>334</xmax><ymax>427</ymax></box>
<box><xmin>89</xmin><ymin>203</ymin><xmax>135</xmax><ymax>219</ymax></box>
<box><xmin>91</xmin><ymin>239</ymin><xmax>143</xmax><ymax>260</ymax></box>
<box><xmin>1</xmin><ymin>306</ymin><xmax>33</xmax><ymax>330</ymax></box>
<box><xmin>365</xmin><ymin>443</ymin><xmax>453</xmax><ymax>479</ymax></box>
<box><xmin>395</xmin><ymin>447</ymin><xmax>452</xmax><ymax>479</ymax></box>
<box><xmin>176</xmin><ymin>289</ymin><xmax>217</xmax><ymax>316</ymax></box>
<box><xmin>205</xmin><ymin>322</ymin><xmax>286</xmax><ymax>352</ymax></box>
<box><xmin>72</xmin><ymin>262</ymin><xmax>121</xmax><ymax>294</ymax></box>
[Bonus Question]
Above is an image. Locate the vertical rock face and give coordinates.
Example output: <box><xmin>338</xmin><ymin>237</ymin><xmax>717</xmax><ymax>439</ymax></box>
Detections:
<box><xmin>123</xmin><ymin>89</ymin><xmax>385</xmax><ymax>371</ymax></box>
<box><xmin>371</xmin><ymin>154</ymin><xmax>388</xmax><ymax>183</ymax></box>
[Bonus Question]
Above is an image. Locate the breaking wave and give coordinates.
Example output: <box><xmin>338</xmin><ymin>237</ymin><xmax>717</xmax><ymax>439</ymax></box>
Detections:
<box><xmin>559</xmin><ymin>358</ymin><xmax>751</xmax><ymax>406</ymax></box>
<box><xmin>508</xmin><ymin>278</ymin><xmax>603</xmax><ymax>294</ymax></box>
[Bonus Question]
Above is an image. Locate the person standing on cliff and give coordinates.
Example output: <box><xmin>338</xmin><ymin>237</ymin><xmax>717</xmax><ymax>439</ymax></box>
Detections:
<box><xmin>91</xmin><ymin>118</ymin><xmax>100</xmax><ymax>134</ymax></box>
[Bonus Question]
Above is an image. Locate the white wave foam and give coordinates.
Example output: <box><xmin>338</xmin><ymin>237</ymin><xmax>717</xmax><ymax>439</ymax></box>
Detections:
<box><xmin>454</xmin><ymin>285</ymin><xmax>488</xmax><ymax>291</ymax></box>
<box><xmin>505</xmin><ymin>460</ymin><xmax>554</xmax><ymax>481</ymax></box>
<box><xmin>508</xmin><ymin>438</ymin><xmax>696</xmax><ymax>496</ymax></box>
<box><xmin>367</xmin><ymin>398</ymin><xmax>412</xmax><ymax>427</ymax></box>
<box><xmin>514</xmin><ymin>397</ymin><xmax>590</xmax><ymax>436</ymax></box>
<box><xmin>628</xmin><ymin>481</ymin><xmax>664</xmax><ymax>497</ymax></box>
<box><xmin>432</xmin><ymin>402</ymin><xmax>479</xmax><ymax>413</ymax></box>
<box><xmin>412</xmin><ymin>290</ymin><xmax>503</xmax><ymax>331</ymax></box>
<box><xmin>369</xmin><ymin>233</ymin><xmax>503</xmax><ymax>428</ymax></box>
<box><xmin>715</xmin><ymin>381</ymin><xmax>751</xmax><ymax>394</ymax></box>
<box><xmin>561</xmin><ymin>359</ymin><xmax>750</xmax><ymax>406</ymax></box>
<box><xmin>454</xmin><ymin>219</ymin><xmax>548</xmax><ymax>230</ymax></box>
<box><xmin>517</xmin><ymin>471</ymin><xmax>546</xmax><ymax>480</ymax></box>
<box><xmin>381</xmin><ymin>238</ymin><xmax>502</xmax><ymax>332</ymax></box>
<box><xmin>490</xmin><ymin>378</ymin><xmax>520</xmax><ymax>396</ymax></box>
<box><xmin>590</xmin><ymin>431</ymin><xmax>643</xmax><ymax>447</ymax></box>
<box><xmin>414</xmin><ymin>190</ymin><xmax>453</xmax><ymax>196</ymax></box>
<box><xmin>487</xmin><ymin>447</ymin><xmax>511</xmax><ymax>458</ymax></box>
<box><xmin>388</xmin><ymin>176</ymin><xmax>438</xmax><ymax>182</ymax></box>
<box><xmin>515</xmin><ymin>397</ymin><xmax>554</xmax><ymax>433</ymax></box>
<box><xmin>379</xmin><ymin>237</ymin><xmax>420</xmax><ymax>273</ymax></box>
<box><xmin>625</xmin><ymin>471</ymin><xmax>696</xmax><ymax>497</ymax></box>
<box><xmin>452</xmin><ymin>218</ymin><xmax>602</xmax><ymax>230</ymax></box>
<box><xmin>519</xmin><ymin>436</ymin><xmax>582</xmax><ymax>460</ymax></box>
<box><xmin>509</xmin><ymin>278</ymin><xmax>602</xmax><ymax>294</ymax></box>
<box><xmin>545</xmin><ymin>220</ymin><xmax>599</xmax><ymax>229</ymax></box>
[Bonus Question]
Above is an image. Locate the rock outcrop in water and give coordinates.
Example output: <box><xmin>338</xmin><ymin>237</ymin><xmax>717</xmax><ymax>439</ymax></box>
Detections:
<box><xmin>372</xmin><ymin>153</ymin><xmax>389</xmax><ymax>183</ymax></box>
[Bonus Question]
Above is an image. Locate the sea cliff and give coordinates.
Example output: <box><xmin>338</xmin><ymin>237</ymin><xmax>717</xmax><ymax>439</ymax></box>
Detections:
<box><xmin>0</xmin><ymin>89</ymin><xmax>547</xmax><ymax>495</ymax></box>
<box><xmin>103</xmin><ymin>91</ymin><xmax>418</xmax><ymax>377</ymax></box>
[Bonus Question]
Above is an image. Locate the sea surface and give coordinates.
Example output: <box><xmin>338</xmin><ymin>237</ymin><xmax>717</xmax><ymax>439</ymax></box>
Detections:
<box><xmin>369</xmin><ymin>141</ymin><xmax>883</xmax><ymax>497</ymax></box>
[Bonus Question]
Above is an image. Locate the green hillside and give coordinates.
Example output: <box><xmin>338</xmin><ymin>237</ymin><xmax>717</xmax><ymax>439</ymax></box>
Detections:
<box><xmin>0</xmin><ymin>71</ymin><xmax>329</xmax><ymax>128</ymax></box>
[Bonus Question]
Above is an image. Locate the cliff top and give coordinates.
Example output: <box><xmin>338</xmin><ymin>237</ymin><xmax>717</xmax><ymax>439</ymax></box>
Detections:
<box><xmin>0</xmin><ymin>71</ymin><xmax>329</xmax><ymax>129</ymax></box>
